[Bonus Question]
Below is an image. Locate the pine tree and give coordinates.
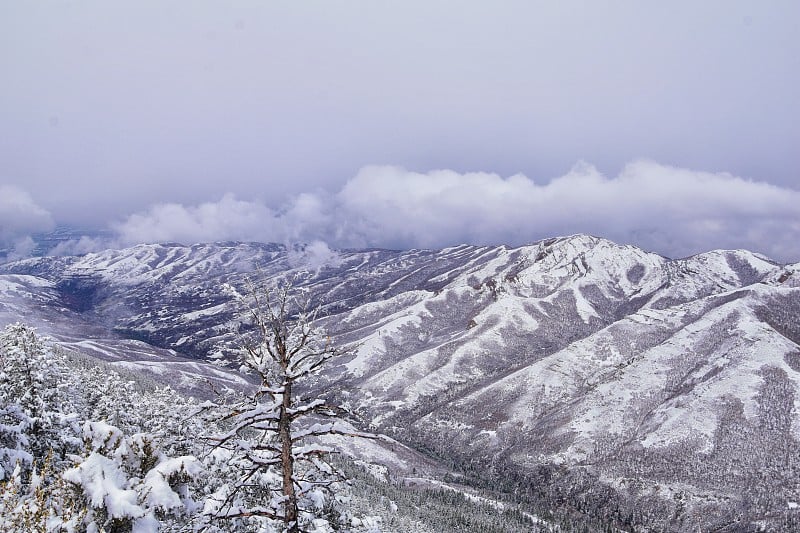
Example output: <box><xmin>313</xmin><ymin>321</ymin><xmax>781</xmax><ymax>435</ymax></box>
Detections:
<box><xmin>0</xmin><ymin>323</ymin><xmax>66</xmax><ymax>481</ymax></box>
<box><xmin>202</xmin><ymin>280</ymin><xmax>375</xmax><ymax>532</ymax></box>
<box><xmin>62</xmin><ymin>420</ymin><xmax>202</xmax><ymax>531</ymax></box>
<box><xmin>0</xmin><ymin>324</ymin><xmax>204</xmax><ymax>531</ymax></box>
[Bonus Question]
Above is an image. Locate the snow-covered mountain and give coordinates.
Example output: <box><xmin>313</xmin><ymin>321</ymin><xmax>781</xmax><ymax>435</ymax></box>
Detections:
<box><xmin>2</xmin><ymin>234</ymin><xmax>799</xmax><ymax>530</ymax></box>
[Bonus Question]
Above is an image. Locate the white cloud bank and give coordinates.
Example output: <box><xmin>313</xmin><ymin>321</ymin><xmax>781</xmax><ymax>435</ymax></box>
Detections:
<box><xmin>0</xmin><ymin>185</ymin><xmax>54</xmax><ymax>260</ymax></box>
<box><xmin>112</xmin><ymin>160</ymin><xmax>800</xmax><ymax>262</ymax></box>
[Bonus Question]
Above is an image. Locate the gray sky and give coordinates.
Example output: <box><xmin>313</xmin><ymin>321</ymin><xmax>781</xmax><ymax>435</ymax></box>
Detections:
<box><xmin>2</xmin><ymin>1</ymin><xmax>799</xmax><ymax>260</ymax></box>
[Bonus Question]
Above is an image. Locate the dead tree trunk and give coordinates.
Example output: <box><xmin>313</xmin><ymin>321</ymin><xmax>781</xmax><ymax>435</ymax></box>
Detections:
<box><xmin>280</xmin><ymin>379</ymin><xmax>297</xmax><ymax>531</ymax></box>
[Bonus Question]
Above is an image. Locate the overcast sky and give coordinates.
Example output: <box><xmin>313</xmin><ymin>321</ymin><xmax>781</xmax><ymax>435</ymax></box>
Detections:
<box><xmin>2</xmin><ymin>1</ymin><xmax>799</xmax><ymax>261</ymax></box>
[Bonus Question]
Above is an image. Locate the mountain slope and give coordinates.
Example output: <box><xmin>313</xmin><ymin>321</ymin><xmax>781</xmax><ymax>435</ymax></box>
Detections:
<box><xmin>2</xmin><ymin>235</ymin><xmax>799</xmax><ymax>530</ymax></box>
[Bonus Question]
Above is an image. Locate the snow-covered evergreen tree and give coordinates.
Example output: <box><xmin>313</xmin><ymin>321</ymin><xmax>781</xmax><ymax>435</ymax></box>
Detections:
<box><xmin>0</xmin><ymin>324</ymin><xmax>204</xmax><ymax>532</ymax></box>
<box><xmin>0</xmin><ymin>323</ymin><xmax>71</xmax><ymax>481</ymax></box>
<box><xmin>62</xmin><ymin>420</ymin><xmax>202</xmax><ymax>532</ymax></box>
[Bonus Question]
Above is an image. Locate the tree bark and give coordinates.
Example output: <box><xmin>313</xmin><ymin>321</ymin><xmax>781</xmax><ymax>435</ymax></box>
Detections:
<box><xmin>280</xmin><ymin>379</ymin><xmax>298</xmax><ymax>532</ymax></box>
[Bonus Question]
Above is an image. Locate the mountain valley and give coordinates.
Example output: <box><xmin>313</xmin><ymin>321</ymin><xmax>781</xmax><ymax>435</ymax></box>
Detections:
<box><xmin>2</xmin><ymin>234</ymin><xmax>799</xmax><ymax>531</ymax></box>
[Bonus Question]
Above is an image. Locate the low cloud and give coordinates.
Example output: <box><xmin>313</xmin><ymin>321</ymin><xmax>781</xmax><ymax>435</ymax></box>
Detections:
<box><xmin>0</xmin><ymin>185</ymin><xmax>54</xmax><ymax>261</ymax></box>
<box><xmin>113</xmin><ymin>193</ymin><xmax>279</xmax><ymax>245</ymax></box>
<box><xmin>337</xmin><ymin>161</ymin><xmax>800</xmax><ymax>261</ymax></box>
<box><xmin>48</xmin><ymin>236</ymin><xmax>113</xmax><ymax>257</ymax></box>
<box><xmin>4</xmin><ymin>236</ymin><xmax>37</xmax><ymax>263</ymax></box>
<box><xmin>110</xmin><ymin>161</ymin><xmax>800</xmax><ymax>262</ymax></box>
<box><xmin>287</xmin><ymin>241</ymin><xmax>342</xmax><ymax>271</ymax></box>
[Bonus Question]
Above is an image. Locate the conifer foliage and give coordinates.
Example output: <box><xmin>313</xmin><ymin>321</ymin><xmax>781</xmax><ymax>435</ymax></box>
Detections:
<box><xmin>0</xmin><ymin>323</ymin><xmax>201</xmax><ymax>531</ymax></box>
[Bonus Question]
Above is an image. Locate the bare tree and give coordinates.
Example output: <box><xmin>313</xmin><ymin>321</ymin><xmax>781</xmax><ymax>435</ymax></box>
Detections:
<box><xmin>204</xmin><ymin>279</ymin><xmax>373</xmax><ymax>532</ymax></box>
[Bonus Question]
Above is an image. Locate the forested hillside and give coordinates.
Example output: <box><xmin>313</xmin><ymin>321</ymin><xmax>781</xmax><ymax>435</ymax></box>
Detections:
<box><xmin>0</xmin><ymin>323</ymin><xmax>549</xmax><ymax>532</ymax></box>
<box><xmin>2</xmin><ymin>235</ymin><xmax>800</xmax><ymax>531</ymax></box>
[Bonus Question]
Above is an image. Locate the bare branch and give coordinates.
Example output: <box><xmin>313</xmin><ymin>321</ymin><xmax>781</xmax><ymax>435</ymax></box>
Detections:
<box><xmin>205</xmin><ymin>277</ymin><xmax>374</xmax><ymax>530</ymax></box>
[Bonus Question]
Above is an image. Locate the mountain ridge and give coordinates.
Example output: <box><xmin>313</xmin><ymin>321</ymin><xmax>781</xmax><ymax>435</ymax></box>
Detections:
<box><xmin>2</xmin><ymin>234</ymin><xmax>799</xmax><ymax>529</ymax></box>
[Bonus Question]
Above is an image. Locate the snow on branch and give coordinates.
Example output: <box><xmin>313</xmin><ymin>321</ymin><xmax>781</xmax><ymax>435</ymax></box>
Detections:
<box><xmin>203</xmin><ymin>279</ymin><xmax>376</xmax><ymax>532</ymax></box>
